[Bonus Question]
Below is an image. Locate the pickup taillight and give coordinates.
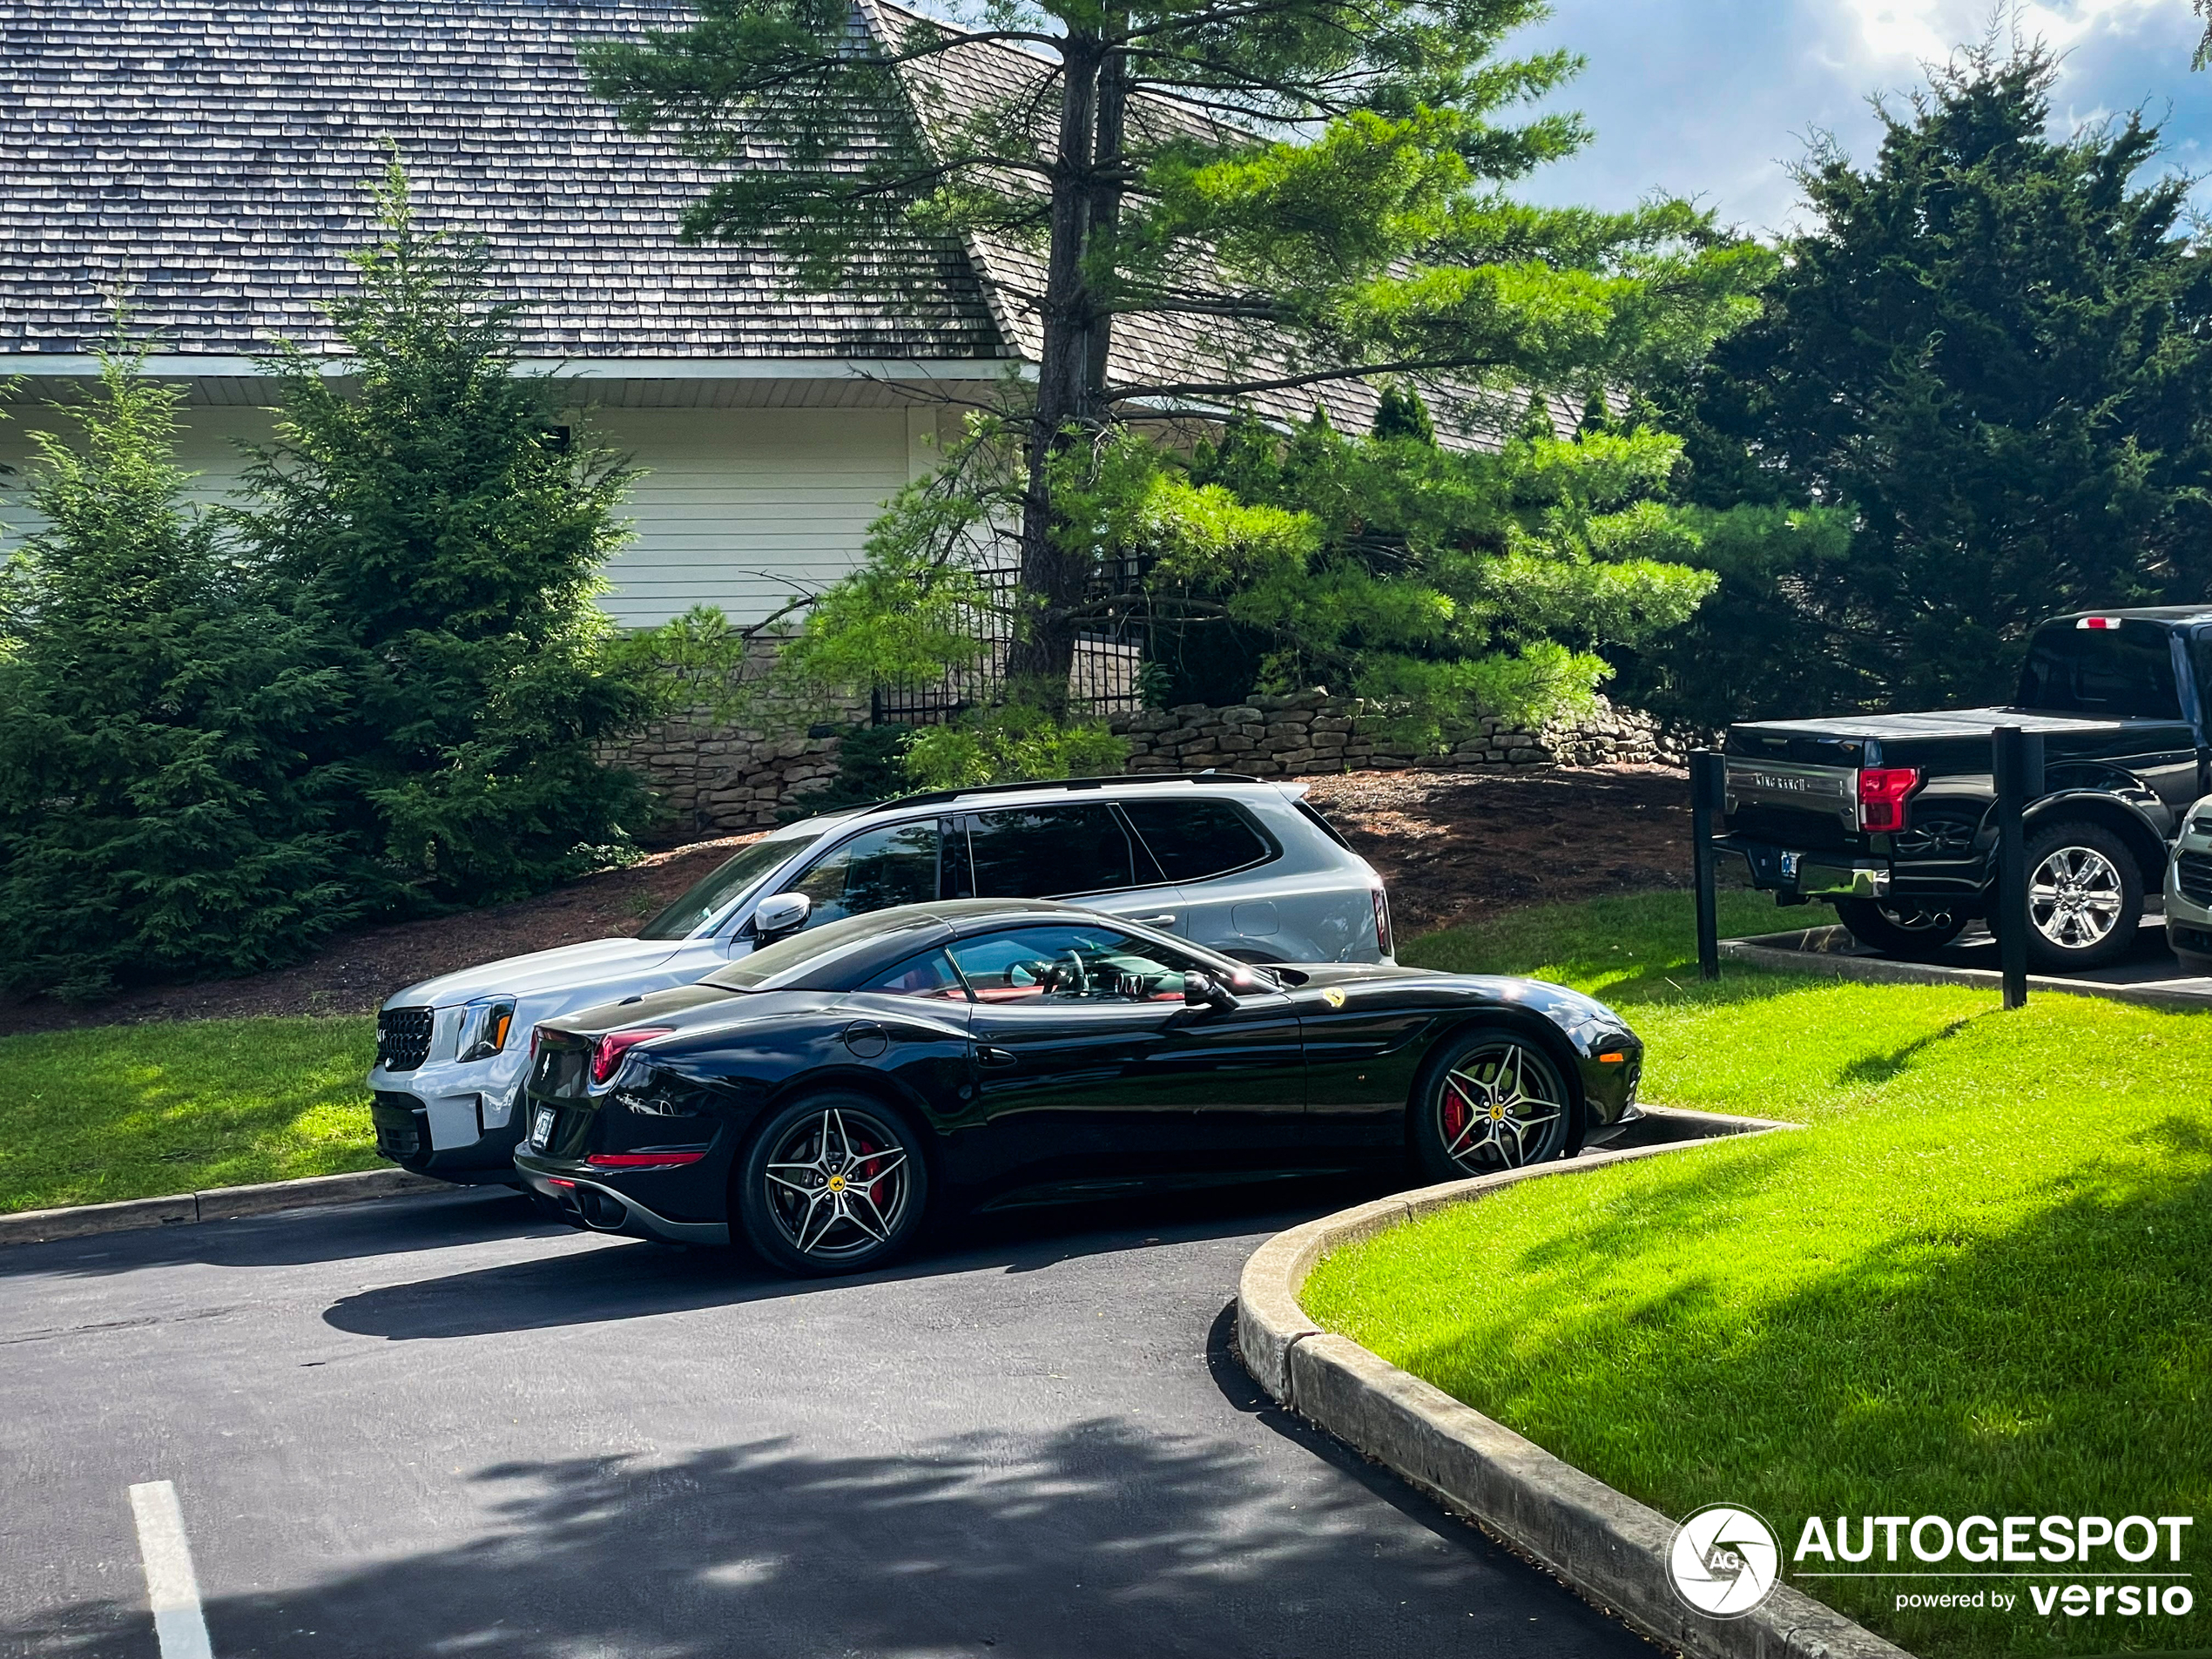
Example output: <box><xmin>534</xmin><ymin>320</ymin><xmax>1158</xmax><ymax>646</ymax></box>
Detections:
<box><xmin>1857</xmin><ymin>767</ymin><xmax>1921</xmax><ymax>833</ymax></box>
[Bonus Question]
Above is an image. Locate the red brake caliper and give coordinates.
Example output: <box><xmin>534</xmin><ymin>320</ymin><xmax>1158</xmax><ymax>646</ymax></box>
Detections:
<box><xmin>854</xmin><ymin>1136</ymin><xmax>885</xmax><ymax>1204</ymax></box>
<box><xmin>1441</xmin><ymin>1076</ymin><xmax>1473</xmax><ymax>1143</ymax></box>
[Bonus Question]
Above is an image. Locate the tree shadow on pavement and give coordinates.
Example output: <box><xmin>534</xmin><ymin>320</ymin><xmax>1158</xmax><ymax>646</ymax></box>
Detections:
<box><xmin>318</xmin><ymin>1174</ymin><xmax>1397</xmax><ymax>1342</ymax></box>
<box><xmin>0</xmin><ymin>1186</ymin><xmax>559</xmax><ymax>1284</ymax></box>
<box><xmin>12</xmin><ymin>1413</ymin><xmax>1643</xmax><ymax>1659</ymax></box>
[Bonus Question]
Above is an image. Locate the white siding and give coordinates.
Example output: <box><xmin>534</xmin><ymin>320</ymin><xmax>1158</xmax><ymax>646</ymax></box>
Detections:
<box><xmin>0</xmin><ymin>402</ymin><xmax>273</xmax><ymax>528</ymax></box>
<box><xmin>0</xmin><ymin>399</ymin><xmax>926</xmax><ymax>629</ymax></box>
<box><xmin>591</xmin><ymin>407</ymin><xmax>914</xmax><ymax>628</ymax></box>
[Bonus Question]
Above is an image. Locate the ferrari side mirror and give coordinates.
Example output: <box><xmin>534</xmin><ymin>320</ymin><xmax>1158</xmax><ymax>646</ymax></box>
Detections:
<box><xmin>1183</xmin><ymin>971</ymin><xmax>1240</xmax><ymax>1014</ymax></box>
<box><xmin>752</xmin><ymin>891</ymin><xmax>813</xmax><ymax>943</ymax></box>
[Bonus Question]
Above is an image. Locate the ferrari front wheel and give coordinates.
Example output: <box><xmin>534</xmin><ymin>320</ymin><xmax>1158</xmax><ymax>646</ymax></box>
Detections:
<box><xmin>1411</xmin><ymin>1027</ymin><xmax>1574</xmax><ymax>1183</ymax></box>
<box><xmin>735</xmin><ymin>1092</ymin><xmax>930</xmax><ymax>1277</ymax></box>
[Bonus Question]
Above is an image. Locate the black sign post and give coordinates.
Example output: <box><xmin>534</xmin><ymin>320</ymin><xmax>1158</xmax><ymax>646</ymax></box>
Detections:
<box><xmin>1991</xmin><ymin>725</ymin><xmax>2045</xmax><ymax>1010</ymax></box>
<box><xmin>1690</xmin><ymin>749</ymin><xmax>1725</xmax><ymax>981</ymax></box>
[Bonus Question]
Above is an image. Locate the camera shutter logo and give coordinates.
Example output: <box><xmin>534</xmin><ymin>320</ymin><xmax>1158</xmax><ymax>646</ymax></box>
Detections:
<box><xmin>1669</xmin><ymin>1505</ymin><xmax>1782</xmax><ymax>1618</ymax></box>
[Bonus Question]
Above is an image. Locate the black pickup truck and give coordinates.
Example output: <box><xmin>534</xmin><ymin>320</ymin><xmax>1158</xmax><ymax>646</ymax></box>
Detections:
<box><xmin>1719</xmin><ymin>608</ymin><xmax>2212</xmax><ymax>971</ymax></box>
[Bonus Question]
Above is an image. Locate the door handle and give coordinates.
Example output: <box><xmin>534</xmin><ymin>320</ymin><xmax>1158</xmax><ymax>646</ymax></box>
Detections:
<box><xmin>976</xmin><ymin>1046</ymin><xmax>1018</xmax><ymax>1069</ymax></box>
<box><xmin>1134</xmin><ymin>914</ymin><xmax>1177</xmax><ymax>927</ymax></box>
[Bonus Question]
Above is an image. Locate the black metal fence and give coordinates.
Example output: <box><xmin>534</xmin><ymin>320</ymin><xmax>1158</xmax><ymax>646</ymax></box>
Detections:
<box><xmin>869</xmin><ymin>556</ymin><xmax>1150</xmax><ymax>726</ymax></box>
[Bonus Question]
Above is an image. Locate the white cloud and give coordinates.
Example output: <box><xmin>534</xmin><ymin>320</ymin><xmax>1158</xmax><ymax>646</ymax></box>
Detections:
<box><xmin>1840</xmin><ymin>0</ymin><xmax>2195</xmax><ymax>65</ymax></box>
<box><xmin>1511</xmin><ymin>0</ymin><xmax>2210</xmax><ymax>231</ymax></box>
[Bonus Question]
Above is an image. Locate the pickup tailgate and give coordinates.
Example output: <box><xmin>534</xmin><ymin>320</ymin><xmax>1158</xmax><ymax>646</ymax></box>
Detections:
<box><xmin>1723</xmin><ymin>725</ymin><xmax>1871</xmax><ymax>850</ymax></box>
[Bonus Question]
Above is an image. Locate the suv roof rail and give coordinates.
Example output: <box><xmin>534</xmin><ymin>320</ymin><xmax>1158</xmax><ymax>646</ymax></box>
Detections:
<box><xmin>855</xmin><ymin>772</ymin><xmax>1264</xmax><ymax>816</ymax></box>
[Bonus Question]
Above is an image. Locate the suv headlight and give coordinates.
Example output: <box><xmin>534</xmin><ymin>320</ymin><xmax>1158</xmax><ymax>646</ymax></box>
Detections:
<box><xmin>2188</xmin><ymin>807</ymin><xmax>2212</xmax><ymax>837</ymax></box>
<box><xmin>456</xmin><ymin>998</ymin><xmax>517</xmax><ymax>1063</ymax></box>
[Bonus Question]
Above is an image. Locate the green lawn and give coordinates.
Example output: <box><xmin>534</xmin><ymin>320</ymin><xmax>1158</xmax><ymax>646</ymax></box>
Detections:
<box><xmin>0</xmin><ymin>1016</ymin><xmax>381</xmax><ymax>1213</ymax></box>
<box><xmin>1305</xmin><ymin>894</ymin><xmax>2212</xmax><ymax>1659</ymax></box>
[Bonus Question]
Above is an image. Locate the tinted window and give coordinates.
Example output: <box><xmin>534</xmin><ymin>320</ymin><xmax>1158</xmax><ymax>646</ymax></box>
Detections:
<box><xmin>856</xmin><ymin>948</ymin><xmax>970</xmax><ymax>1001</ymax></box>
<box><xmin>1119</xmin><ymin>799</ymin><xmax>1274</xmax><ymax>881</ymax></box>
<box><xmin>2191</xmin><ymin>632</ymin><xmax>2212</xmax><ymax>725</ymax></box>
<box><xmin>782</xmin><ymin>821</ymin><xmax>941</xmax><ymax>929</ymax></box>
<box><xmin>946</xmin><ymin>924</ymin><xmax>1204</xmax><ymax>1004</ymax></box>
<box><xmin>2016</xmin><ymin>622</ymin><xmax>2182</xmax><ymax>719</ymax></box>
<box><xmin>1293</xmin><ymin>799</ymin><xmax>1352</xmax><ymax>850</ymax></box>
<box><xmin>636</xmin><ymin>833</ymin><xmax>813</xmax><ymax>940</ymax></box>
<box><xmin>962</xmin><ymin>806</ymin><xmax>1138</xmax><ymax>899</ymax></box>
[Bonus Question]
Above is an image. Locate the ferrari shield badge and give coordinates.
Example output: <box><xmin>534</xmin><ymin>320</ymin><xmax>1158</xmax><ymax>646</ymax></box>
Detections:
<box><xmin>1322</xmin><ymin>987</ymin><xmax>1346</xmax><ymax>1008</ymax></box>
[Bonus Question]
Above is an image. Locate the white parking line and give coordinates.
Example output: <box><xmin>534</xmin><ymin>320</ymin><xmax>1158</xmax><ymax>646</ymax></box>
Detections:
<box><xmin>128</xmin><ymin>1481</ymin><xmax>216</xmax><ymax>1659</ymax></box>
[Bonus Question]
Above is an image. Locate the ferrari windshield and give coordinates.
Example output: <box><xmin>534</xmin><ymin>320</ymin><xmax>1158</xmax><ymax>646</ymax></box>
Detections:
<box><xmin>636</xmin><ymin>832</ymin><xmax>817</xmax><ymax>940</ymax></box>
<box><xmin>703</xmin><ymin>909</ymin><xmax>950</xmax><ymax>992</ymax></box>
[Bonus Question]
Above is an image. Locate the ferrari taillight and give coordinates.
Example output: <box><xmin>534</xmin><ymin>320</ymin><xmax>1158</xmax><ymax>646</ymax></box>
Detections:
<box><xmin>1857</xmin><ymin>766</ymin><xmax>1921</xmax><ymax>833</ymax></box>
<box><xmin>590</xmin><ymin>1028</ymin><xmax>672</xmax><ymax>1084</ymax></box>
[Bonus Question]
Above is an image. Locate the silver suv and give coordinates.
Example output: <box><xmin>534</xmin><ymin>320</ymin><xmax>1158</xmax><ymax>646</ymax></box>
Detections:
<box><xmin>368</xmin><ymin>773</ymin><xmax>1393</xmax><ymax>1184</ymax></box>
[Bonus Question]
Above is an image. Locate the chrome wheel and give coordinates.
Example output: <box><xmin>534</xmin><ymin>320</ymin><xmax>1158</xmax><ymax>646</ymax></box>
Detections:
<box><xmin>2029</xmin><ymin>845</ymin><xmax>2126</xmax><ymax>951</ymax></box>
<box><xmin>760</xmin><ymin>1104</ymin><xmax>914</xmax><ymax>1263</ymax></box>
<box><xmin>1433</xmin><ymin>1040</ymin><xmax>1568</xmax><ymax>1173</ymax></box>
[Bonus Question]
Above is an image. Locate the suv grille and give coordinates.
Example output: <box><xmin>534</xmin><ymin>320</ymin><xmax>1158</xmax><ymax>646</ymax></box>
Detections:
<box><xmin>2178</xmin><ymin>853</ymin><xmax>2212</xmax><ymax>907</ymax></box>
<box><xmin>376</xmin><ymin>1007</ymin><xmax>435</xmax><ymax>1071</ymax></box>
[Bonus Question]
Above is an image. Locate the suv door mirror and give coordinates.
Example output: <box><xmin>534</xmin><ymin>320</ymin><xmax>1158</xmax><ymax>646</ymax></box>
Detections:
<box><xmin>752</xmin><ymin>891</ymin><xmax>813</xmax><ymax>943</ymax></box>
<box><xmin>1182</xmin><ymin>971</ymin><xmax>1240</xmax><ymax>1014</ymax></box>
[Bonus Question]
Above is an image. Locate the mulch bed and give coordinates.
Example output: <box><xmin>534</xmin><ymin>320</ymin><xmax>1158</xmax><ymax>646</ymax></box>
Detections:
<box><xmin>1</xmin><ymin>765</ymin><xmax>1692</xmax><ymax>1036</ymax></box>
<box><xmin>1298</xmin><ymin>764</ymin><xmax>1693</xmax><ymax>938</ymax></box>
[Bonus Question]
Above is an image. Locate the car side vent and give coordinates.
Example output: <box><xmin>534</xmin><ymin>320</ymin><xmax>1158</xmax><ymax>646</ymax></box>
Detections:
<box><xmin>2177</xmin><ymin>853</ymin><xmax>2212</xmax><ymax>907</ymax></box>
<box><xmin>377</xmin><ymin>1007</ymin><xmax>435</xmax><ymax>1072</ymax></box>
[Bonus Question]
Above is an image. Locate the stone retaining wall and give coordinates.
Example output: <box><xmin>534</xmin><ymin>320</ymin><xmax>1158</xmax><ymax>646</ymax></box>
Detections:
<box><xmin>607</xmin><ymin>688</ymin><xmax>1679</xmax><ymax>835</ymax></box>
<box><xmin>1112</xmin><ymin>691</ymin><xmax>1676</xmax><ymax>778</ymax></box>
<box><xmin>599</xmin><ymin>644</ymin><xmax>869</xmax><ymax>834</ymax></box>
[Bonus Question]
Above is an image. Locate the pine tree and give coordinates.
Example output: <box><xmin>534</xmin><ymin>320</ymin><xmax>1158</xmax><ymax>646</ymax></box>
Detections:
<box><xmin>240</xmin><ymin>161</ymin><xmax>651</xmax><ymax>904</ymax></box>
<box><xmin>585</xmin><ymin>0</ymin><xmax>1765</xmax><ymax>710</ymax></box>
<box><xmin>1650</xmin><ymin>45</ymin><xmax>2212</xmax><ymax>716</ymax></box>
<box><xmin>0</xmin><ymin>351</ymin><xmax>365</xmax><ymax>999</ymax></box>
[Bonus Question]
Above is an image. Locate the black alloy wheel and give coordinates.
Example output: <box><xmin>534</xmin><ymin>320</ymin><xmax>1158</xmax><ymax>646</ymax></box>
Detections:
<box><xmin>2002</xmin><ymin>819</ymin><xmax>2142</xmax><ymax>973</ymax></box>
<box><xmin>1834</xmin><ymin>898</ymin><xmax>1970</xmax><ymax>959</ymax></box>
<box><xmin>735</xmin><ymin>1092</ymin><xmax>930</xmax><ymax>1277</ymax></box>
<box><xmin>1410</xmin><ymin>1026</ymin><xmax>1574</xmax><ymax>1184</ymax></box>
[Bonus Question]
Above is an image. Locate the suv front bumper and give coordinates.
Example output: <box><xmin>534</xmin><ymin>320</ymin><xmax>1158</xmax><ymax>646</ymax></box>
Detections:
<box><xmin>2164</xmin><ymin>831</ymin><xmax>2212</xmax><ymax>958</ymax></box>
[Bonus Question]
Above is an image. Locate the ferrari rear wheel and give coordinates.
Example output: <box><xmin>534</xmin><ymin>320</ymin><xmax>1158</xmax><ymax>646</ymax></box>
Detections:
<box><xmin>1412</xmin><ymin>1027</ymin><xmax>1574</xmax><ymax>1183</ymax></box>
<box><xmin>736</xmin><ymin>1092</ymin><xmax>930</xmax><ymax>1277</ymax></box>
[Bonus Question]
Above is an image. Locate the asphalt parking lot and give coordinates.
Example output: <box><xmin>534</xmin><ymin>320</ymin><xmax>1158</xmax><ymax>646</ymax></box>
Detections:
<box><xmin>1</xmin><ymin>1183</ymin><xmax>1649</xmax><ymax>1659</ymax></box>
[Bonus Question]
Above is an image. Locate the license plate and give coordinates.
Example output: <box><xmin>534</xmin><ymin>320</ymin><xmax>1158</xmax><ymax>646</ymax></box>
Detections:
<box><xmin>531</xmin><ymin>1107</ymin><xmax>556</xmax><ymax>1150</ymax></box>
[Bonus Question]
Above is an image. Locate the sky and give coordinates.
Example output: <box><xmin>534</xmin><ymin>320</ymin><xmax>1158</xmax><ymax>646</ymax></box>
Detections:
<box><xmin>1501</xmin><ymin>0</ymin><xmax>2211</xmax><ymax>235</ymax></box>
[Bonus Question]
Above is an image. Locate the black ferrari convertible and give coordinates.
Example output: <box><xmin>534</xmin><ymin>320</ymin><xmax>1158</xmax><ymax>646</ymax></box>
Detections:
<box><xmin>515</xmin><ymin>900</ymin><xmax>1644</xmax><ymax>1275</ymax></box>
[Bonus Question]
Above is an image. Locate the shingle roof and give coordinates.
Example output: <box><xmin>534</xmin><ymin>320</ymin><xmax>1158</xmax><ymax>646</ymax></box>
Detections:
<box><xmin>2</xmin><ymin>0</ymin><xmax>1532</xmax><ymax>442</ymax></box>
<box><xmin>0</xmin><ymin>0</ymin><xmax>1011</xmax><ymax>361</ymax></box>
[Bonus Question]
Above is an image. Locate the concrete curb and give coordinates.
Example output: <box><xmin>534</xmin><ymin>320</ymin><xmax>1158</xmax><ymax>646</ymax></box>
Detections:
<box><xmin>1237</xmin><ymin>1114</ymin><xmax>1916</xmax><ymax>1659</ymax></box>
<box><xmin>0</xmin><ymin>1166</ymin><xmax>450</xmax><ymax>1247</ymax></box>
<box><xmin>1724</xmin><ymin>928</ymin><xmax>2212</xmax><ymax>1012</ymax></box>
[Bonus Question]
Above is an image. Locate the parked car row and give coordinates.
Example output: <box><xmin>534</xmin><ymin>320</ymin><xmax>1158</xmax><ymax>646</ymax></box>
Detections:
<box><xmin>1716</xmin><ymin>605</ymin><xmax>2212</xmax><ymax>974</ymax></box>
<box><xmin>368</xmin><ymin>773</ymin><xmax>1392</xmax><ymax>1184</ymax></box>
<box><xmin>364</xmin><ymin>772</ymin><xmax>1645</xmax><ymax>1275</ymax></box>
